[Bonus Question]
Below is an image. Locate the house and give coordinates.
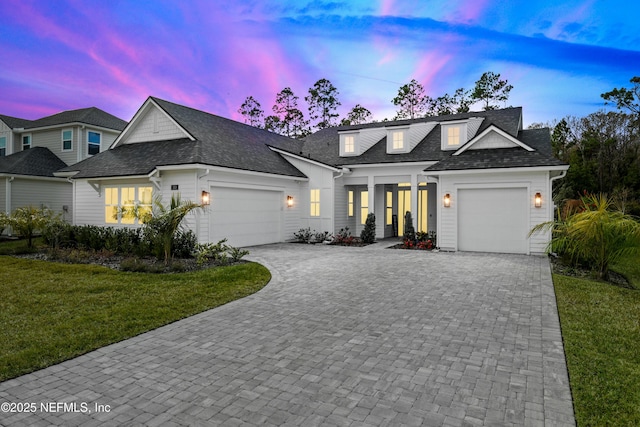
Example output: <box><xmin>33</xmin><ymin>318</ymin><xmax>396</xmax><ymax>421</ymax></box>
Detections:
<box><xmin>0</xmin><ymin>108</ymin><xmax>127</xmax><ymax>223</ymax></box>
<box><xmin>57</xmin><ymin>96</ymin><xmax>568</xmax><ymax>254</ymax></box>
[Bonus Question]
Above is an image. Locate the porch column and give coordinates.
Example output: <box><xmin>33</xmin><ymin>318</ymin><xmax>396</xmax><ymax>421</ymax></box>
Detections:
<box><xmin>367</xmin><ymin>175</ymin><xmax>375</xmax><ymax>218</ymax></box>
<box><xmin>410</xmin><ymin>173</ymin><xmax>418</xmax><ymax>231</ymax></box>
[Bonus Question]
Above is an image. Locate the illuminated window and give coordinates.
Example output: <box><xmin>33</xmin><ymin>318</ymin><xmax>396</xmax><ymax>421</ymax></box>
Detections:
<box><xmin>88</xmin><ymin>131</ymin><xmax>101</xmax><ymax>155</ymax></box>
<box><xmin>310</xmin><ymin>189</ymin><xmax>320</xmax><ymax>217</ymax></box>
<box><xmin>105</xmin><ymin>185</ymin><xmax>153</xmax><ymax>225</ymax></box>
<box><xmin>348</xmin><ymin>190</ymin><xmax>354</xmax><ymax>217</ymax></box>
<box><xmin>62</xmin><ymin>129</ymin><xmax>73</xmax><ymax>151</ymax></box>
<box><xmin>447</xmin><ymin>126</ymin><xmax>460</xmax><ymax>146</ymax></box>
<box><xmin>386</xmin><ymin>191</ymin><xmax>393</xmax><ymax>225</ymax></box>
<box><xmin>344</xmin><ymin>136</ymin><xmax>355</xmax><ymax>153</ymax></box>
<box><xmin>0</xmin><ymin>136</ymin><xmax>6</xmax><ymax>156</ymax></box>
<box><xmin>361</xmin><ymin>191</ymin><xmax>368</xmax><ymax>224</ymax></box>
<box><xmin>392</xmin><ymin>131</ymin><xmax>404</xmax><ymax>149</ymax></box>
<box><xmin>22</xmin><ymin>134</ymin><xmax>31</xmax><ymax>150</ymax></box>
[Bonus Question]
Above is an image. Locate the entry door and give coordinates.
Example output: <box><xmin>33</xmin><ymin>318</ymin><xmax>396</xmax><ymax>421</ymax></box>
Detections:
<box><xmin>398</xmin><ymin>189</ymin><xmax>411</xmax><ymax>236</ymax></box>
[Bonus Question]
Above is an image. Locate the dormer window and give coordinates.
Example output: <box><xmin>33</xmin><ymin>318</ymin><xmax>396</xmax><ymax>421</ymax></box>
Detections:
<box><xmin>447</xmin><ymin>126</ymin><xmax>461</xmax><ymax>146</ymax></box>
<box><xmin>392</xmin><ymin>131</ymin><xmax>404</xmax><ymax>150</ymax></box>
<box><xmin>441</xmin><ymin>121</ymin><xmax>469</xmax><ymax>150</ymax></box>
<box><xmin>344</xmin><ymin>135</ymin><xmax>355</xmax><ymax>153</ymax></box>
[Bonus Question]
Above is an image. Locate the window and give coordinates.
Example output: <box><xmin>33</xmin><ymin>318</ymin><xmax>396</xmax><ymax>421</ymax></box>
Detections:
<box><xmin>348</xmin><ymin>190</ymin><xmax>354</xmax><ymax>217</ymax></box>
<box><xmin>392</xmin><ymin>131</ymin><xmax>404</xmax><ymax>149</ymax></box>
<box><xmin>447</xmin><ymin>126</ymin><xmax>461</xmax><ymax>146</ymax></box>
<box><xmin>22</xmin><ymin>134</ymin><xmax>31</xmax><ymax>150</ymax></box>
<box><xmin>310</xmin><ymin>189</ymin><xmax>320</xmax><ymax>217</ymax></box>
<box><xmin>0</xmin><ymin>136</ymin><xmax>6</xmax><ymax>156</ymax></box>
<box><xmin>344</xmin><ymin>136</ymin><xmax>355</xmax><ymax>153</ymax></box>
<box><xmin>386</xmin><ymin>191</ymin><xmax>393</xmax><ymax>225</ymax></box>
<box><xmin>105</xmin><ymin>185</ymin><xmax>153</xmax><ymax>225</ymax></box>
<box><xmin>361</xmin><ymin>191</ymin><xmax>368</xmax><ymax>224</ymax></box>
<box><xmin>88</xmin><ymin>131</ymin><xmax>101</xmax><ymax>155</ymax></box>
<box><xmin>62</xmin><ymin>129</ymin><xmax>73</xmax><ymax>151</ymax></box>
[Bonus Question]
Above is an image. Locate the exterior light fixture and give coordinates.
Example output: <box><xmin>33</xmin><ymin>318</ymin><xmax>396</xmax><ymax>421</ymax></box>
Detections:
<box><xmin>443</xmin><ymin>193</ymin><xmax>451</xmax><ymax>208</ymax></box>
<box><xmin>534</xmin><ymin>192</ymin><xmax>542</xmax><ymax>208</ymax></box>
<box><xmin>287</xmin><ymin>195</ymin><xmax>294</xmax><ymax>208</ymax></box>
<box><xmin>201</xmin><ymin>190</ymin><xmax>211</xmax><ymax>206</ymax></box>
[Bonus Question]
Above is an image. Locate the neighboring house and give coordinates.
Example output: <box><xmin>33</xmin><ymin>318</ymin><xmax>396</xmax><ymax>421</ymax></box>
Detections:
<box><xmin>58</xmin><ymin>96</ymin><xmax>568</xmax><ymax>255</ymax></box>
<box><xmin>0</xmin><ymin>108</ymin><xmax>127</xmax><ymax>224</ymax></box>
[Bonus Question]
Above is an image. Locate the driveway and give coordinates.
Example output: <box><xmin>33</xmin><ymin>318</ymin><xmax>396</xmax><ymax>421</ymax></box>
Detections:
<box><xmin>0</xmin><ymin>242</ymin><xmax>575</xmax><ymax>426</ymax></box>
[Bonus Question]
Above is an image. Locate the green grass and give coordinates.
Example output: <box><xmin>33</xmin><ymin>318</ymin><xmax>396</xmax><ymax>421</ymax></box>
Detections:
<box><xmin>0</xmin><ymin>255</ymin><xmax>270</xmax><ymax>381</ymax></box>
<box><xmin>554</xmin><ymin>254</ymin><xmax>640</xmax><ymax>426</ymax></box>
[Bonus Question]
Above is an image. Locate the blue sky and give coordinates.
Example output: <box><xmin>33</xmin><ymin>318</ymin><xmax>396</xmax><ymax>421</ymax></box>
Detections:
<box><xmin>0</xmin><ymin>0</ymin><xmax>638</xmax><ymax>126</ymax></box>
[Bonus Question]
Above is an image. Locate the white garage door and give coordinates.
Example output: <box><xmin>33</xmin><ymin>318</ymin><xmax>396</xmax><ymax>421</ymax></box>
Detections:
<box><xmin>458</xmin><ymin>188</ymin><xmax>528</xmax><ymax>254</ymax></box>
<box><xmin>210</xmin><ymin>187</ymin><xmax>283</xmax><ymax>247</ymax></box>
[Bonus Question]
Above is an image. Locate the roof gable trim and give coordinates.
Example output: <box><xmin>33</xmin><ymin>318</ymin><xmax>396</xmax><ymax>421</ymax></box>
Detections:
<box><xmin>453</xmin><ymin>125</ymin><xmax>534</xmax><ymax>156</ymax></box>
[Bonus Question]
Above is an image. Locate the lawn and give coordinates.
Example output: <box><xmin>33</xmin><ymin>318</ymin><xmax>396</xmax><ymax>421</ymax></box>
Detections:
<box><xmin>0</xmin><ymin>253</ymin><xmax>270</xmax><ymax>382</ymax></box>
<box><xmin>554</xmin><ymin>255</ymin><xmax>640</xmax><ymax>426</ymax></box>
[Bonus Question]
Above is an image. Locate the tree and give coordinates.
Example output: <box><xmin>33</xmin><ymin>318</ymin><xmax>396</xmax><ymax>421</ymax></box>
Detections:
<box><xmin>272</xmin><ymin>87</ymin><xmax>310</xmax><ymax>138</ymax></box>
<box><xmin>6</xmin><ymin>206</ymin><xmax>57</xmax><ymax>249</ymax></box>
<box><xmin>530</xmin><ymin>193</ymin><xmax>640</xmax><ymax>280</ymax></box>
<box><xmin>471</xmin><ymin>71</ymin><xmax>513</xmax><ymax>110</ymax></box>
<box><xmin>306</xmin><ymin>78</ymin><xmax>341</xmax><ymax>130</ymax></box>
<box><xmin>426</xmin><ymin>88</ymin><xmax>473</xmax><ymax>116</ymax></box>
<box><xmin>341</xmin><ymin>104</ymin><xmax>373</xmax><ymax>125</ymax></box>
<box><xmin>403</xmin><ymin>211</ymin><xmax>416</xmax><ymax>241</ymax></box>
<box><xmin>601</xmin><ymin>76</ymin><xmax>640</xmax><ymax>116</ymax></box>
<box><xmin>238</xmin><ymin>96</ymin><xmax>264</xmax><ymax>127</ymax></box>
<box><xmin>392</xmin><ymin>79</ymin><xmax>428</xmax><ymax>119</ymax></box>
<box><xmin>263</xmin><ymin>115</ymin><xmax>282</xmax><ymax>134</ymax></box>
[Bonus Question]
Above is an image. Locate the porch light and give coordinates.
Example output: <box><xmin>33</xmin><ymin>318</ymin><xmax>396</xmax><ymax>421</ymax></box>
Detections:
<box><xmin>534</xmin><ymin>192</ymin><xmax>542</xmax><ymax>208</ymax></box>
<box><xmin>443</xmin><ymin>193</ymin><xmax>451</xmax><ymax>208</ymax></box>
<box><xmin>287</xmin><ymin>195</ymin><xmax>294</xmax><ymax>208</ymax></box>
<box><xmin>201</xmin><ymin>190</ymin><xmax>211</xmax><ymax>206</ymax></box>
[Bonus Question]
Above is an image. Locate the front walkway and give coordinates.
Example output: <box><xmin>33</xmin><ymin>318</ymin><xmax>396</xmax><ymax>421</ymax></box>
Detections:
<box><xmin>0</xmin><ymin>243</ymin><xmax>574</xmax><ymax>426</ymax></box>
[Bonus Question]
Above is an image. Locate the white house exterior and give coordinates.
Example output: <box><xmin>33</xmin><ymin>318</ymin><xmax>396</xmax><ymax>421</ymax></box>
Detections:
<box><xmin>58</xmin><ymin>97</ymin><xmax>568</xmax><ymax>254</ymax></box>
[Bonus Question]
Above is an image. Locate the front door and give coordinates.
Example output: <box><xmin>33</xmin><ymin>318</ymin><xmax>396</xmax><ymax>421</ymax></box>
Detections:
<box><xmin>398</xmin><ymin>189</ymin><xmax>411</xmax><ymax>236</ymax></box>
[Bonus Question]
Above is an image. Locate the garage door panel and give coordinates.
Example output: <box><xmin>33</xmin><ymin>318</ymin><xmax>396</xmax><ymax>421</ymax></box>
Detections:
<box><xmin>210</xmin><ymin>187</ymin><xmax>282</xmax><ymax>247</ymax></box>
<box><xmin>458</xmin><ymin>188</ymin><xmax>528</xmax><ymax>254</ymax></box>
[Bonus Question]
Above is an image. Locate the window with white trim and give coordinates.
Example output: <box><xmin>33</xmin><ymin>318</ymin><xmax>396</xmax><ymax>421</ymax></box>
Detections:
<box><xmin>0</xmin><ymin>136</ymin><xmax>6</xmax><ymax>156</ymax></box>
<box><xmin>344</xmin><ymin>136</ymin><xmax>355</xmax><ymax>153</ymax></box>
<box><xmin>22</xmin><ymin>134</ymin><xmax>31</xmax><ymax>150</ymax></box>
<box><xmin>62</xmin><ymin>129</ymin><xmax>73</xmax><ymax>151</ymax></box>
<box><xmin>310</xmin><ymin>189</ymin><xmax>320</xmax><ymax>217</ymax></box>
<box><xmin>447</xmin><ymin>126</ymin><xmax>461</xmax><ymax>146</ymax></box>
<box><xmin>348</xmin><ymin>190</ymin><xmax>354</xmax><ymax>217</ymax></box>
<box><xmin>386</xmin><ymin>191</ymin><xmax>393</xmax><ymax>225</ymax></box>
<box><xmin>392</xmin><ymin>131</ymin><xmax>404</xmax><ymax>149</ymax></box>
<box><xmin>105</xmin><ymin>185</ymin><xmax>153</xmax><ymax>225</ymax></box>
<box><xmin>360</xmin><ymin>190</ymin><xmax>368</xmax><ymax>224</ymax></box>
<box><xmin>88</xmin><ymin>131</ymin><xmax>101</xmax><ymax>155</ymax></box>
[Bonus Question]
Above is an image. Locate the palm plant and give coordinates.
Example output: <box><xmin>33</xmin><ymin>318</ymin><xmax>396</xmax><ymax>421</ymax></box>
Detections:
<box><xmin>530</xmin><ymin>193</ymin><xmax>640</xmax><ymax>280</ymax></box>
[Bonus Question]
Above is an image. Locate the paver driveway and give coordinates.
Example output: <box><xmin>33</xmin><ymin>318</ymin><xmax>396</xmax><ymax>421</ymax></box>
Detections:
<box><xmin>0</xmin><ymin>242</ymin><xmax>575</xmax><ymax>426</ymax></box>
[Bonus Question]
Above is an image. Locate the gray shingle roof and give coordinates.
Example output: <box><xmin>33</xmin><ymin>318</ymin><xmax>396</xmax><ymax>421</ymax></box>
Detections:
<box><xmin>424</xmin><ymin>128</ymin><xmax>566</xmax><ymax>172</ymax></box>
<box><xmin>0</xmin><ymin>114</ymin><xmax>33</xmax><ymax>129</ymax></box>
<box><xmin>60</xmin><ymin>97</ymin><xmax>306</xmax><ymax>179</ymax></box>
<box><xmin>300</xmin><ymin>108</ymin><xmax>524</xmax><ymax>166</ymax></box>
<box><xmin>0</xmin><ymin>147</ymin><xmax>67</xmax><ymax>177</ymax></box>
<box><xmin>25</xmin><ymin>107</ymin><xmax>127</xmax><ymax>131</ymax></box>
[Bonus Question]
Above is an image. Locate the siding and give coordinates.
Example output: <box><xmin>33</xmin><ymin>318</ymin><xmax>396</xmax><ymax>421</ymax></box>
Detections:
<box><xmin>126</xmin><ymin>107</ymin><xmax>187</xmax><ymax>143</ymax></box>
<box><xmin>11</xmin><ymin>178</ymin><xmax>73</xmax><ymax>222</ymax></box>
<box><xmin>468</xmin><ymin>130</ymin><xmax>518</xmax><ymax>150</ymax></box>
<box><xmin>0</xmin><ymin>178</ymin><xmax>6</xmax><ymax>213</ymax></box>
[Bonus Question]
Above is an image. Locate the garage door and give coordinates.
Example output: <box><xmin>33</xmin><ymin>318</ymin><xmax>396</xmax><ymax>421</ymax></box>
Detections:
<box><xmin>458</xmin><ymin>188</ymin><xmax>528</xmax><ymax>254</ymax></box>
<box><xmin>210</xmin><ymin>187</ymin><xmax>283</xmax><ymax>247</ymax></box>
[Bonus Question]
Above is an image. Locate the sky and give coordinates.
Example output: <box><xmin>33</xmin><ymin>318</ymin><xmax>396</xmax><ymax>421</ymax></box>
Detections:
<box><xmin>0</xmin><ymin>0</ymin><xmax>639</xmax><ymax>127</ymax></box>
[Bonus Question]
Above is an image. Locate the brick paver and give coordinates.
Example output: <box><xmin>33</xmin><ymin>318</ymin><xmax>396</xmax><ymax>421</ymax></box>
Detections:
<box><xmin>0</xmin><ymin>242</ymin><xmax>575</xmax><ymax>425</ymax></box>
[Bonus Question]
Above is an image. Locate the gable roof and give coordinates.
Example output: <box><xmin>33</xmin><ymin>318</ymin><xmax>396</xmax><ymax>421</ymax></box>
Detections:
<box><xmin>60</xmin><ymin>97</ymin><xmax>306</xmax><ymax>179</ymax></box>
<box><xmin>424</xmin><ymin>128</ymin><xmax>566</xmax><ymax>172</ymax></box>
<box><xmin>0</xmin><ymin>114</ymin><xmax>33</xmax><ymax>129</ymax></box>
<box><xmin>300</xmin><ymin>108</ymin><xmax>525</xmax><ymax>166</ymax></box>
<box><xmin>0</xmin><ymin>147</ymin><xmax>67</xmax><ymax>177</ymax></box>
<box><xmin>24</xmin><ymin>107</ymin><xmax>127</xmax><ymax>131</ymax></box>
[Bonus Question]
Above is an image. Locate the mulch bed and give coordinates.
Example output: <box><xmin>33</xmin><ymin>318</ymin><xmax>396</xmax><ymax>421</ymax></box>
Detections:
<box><xmin>549</xmin><ymin>256</ymin><xmax>632</xmax><ymax>288</ymax></box>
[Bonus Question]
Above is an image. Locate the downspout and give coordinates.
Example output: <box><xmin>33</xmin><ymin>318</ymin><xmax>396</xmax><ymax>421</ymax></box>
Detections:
<box><xmin>549</xmin><ymin>170</ymin><xmax>567</xmax><ymax>217</ymax></box>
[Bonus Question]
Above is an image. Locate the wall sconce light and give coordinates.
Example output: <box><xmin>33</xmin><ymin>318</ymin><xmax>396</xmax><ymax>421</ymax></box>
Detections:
<box><xmin>201</xmin><ymin>190</ymin><xmax>211</xmax><ymax>206</ymax></box>
<box><xmin>286</xmin><ymin>195</ymin><xmax>294</xmax><ymax>208</ymax></box>
<box><xmin>443</xmin><ymin>193</ymin><xmax>451</xmax><ymax>208</ymax></box>
<box><xmin>534</xmin><ymin>192</ymin><xmax>542</xmax><ymax>208</ymax></box>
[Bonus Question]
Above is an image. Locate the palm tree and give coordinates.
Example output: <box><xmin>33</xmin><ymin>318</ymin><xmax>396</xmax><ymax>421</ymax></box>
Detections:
<box><xmin>530</xmin><ymin>193</ymin><xmax>640</xmax><ymax>280</ymax></box>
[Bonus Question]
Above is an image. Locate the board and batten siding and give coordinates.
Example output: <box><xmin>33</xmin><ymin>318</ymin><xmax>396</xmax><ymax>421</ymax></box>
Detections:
<box><xmin>438</xmin><ymin>170</ymin><xmax>552</xmax><ymax>254</ymax></box>
<box><xmin>125</xmin><ymin>108</ymin><xmax>187</xmax><ymax>144</ymax></box>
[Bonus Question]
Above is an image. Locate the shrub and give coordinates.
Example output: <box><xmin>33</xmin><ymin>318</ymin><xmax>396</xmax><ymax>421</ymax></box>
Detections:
<box><xmin>361</xmin><ymin>213</ymin><xmax>376</xmax><ymax>243</ymax></box>
<box><xmin>293</xmin><ymin>227</ymin><xmax>313</xmax><ymax>243</ymax></box>
<box><xmin>194</xmin><ymin>239</ymin><xmax>229</xmax><ymax>266</ymax></box>
<box><xmin>172</xmin><ymin>230</ymin><xmax>197</xmax><ymax>259</ymax></box>
<box><xmin>228</xmin><ymin>246</ymin><xmax>250</xmax><ymax>262</ymax></box>
<box><xmin>333</xmin><ymin>227</ymin><xmax>361</xmax><ymax>246</ymax></box>
<box><xmin>404</xmin><ymin>211</ymin><xmax>416</xmax><ymax>242</ymax></box>
<box><xmin>6</xmin><ymin>206</ymin><xmax>58</xmax><ymax>248</ymax></box>
<box><xmin>314</xmin><ymin>231</ymin><xmax>332</xmax><ymax>243</ymax></box>
<box><xmin>0</xmin><ymin>211</ymin><xmax>8</xmax><ymax>235</ymax></box>
<box><xmin>530</xmin><ymin>193</ymin><xmax>640</xmax><ymax>280</ymax></box>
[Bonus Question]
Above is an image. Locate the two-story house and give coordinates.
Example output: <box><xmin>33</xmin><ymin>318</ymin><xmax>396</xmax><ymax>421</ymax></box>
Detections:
<box><xmin>0</xmin><ymin>108</ymin><xmax>127</xmax><ymax>223</ymax></box>
<box><xmin>58</xmin><ymin>96</ymin><xmax>568</xmax><ymax>254</ymax></box>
